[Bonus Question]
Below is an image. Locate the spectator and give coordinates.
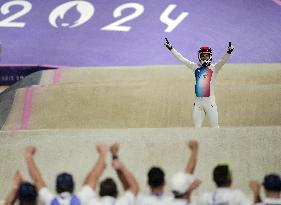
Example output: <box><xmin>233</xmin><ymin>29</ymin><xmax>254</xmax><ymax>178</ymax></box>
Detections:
<box><xmin>24</xmin><ymin>144</ymin><xmax>107</xmax><ymax>205</ymax></box>
<box><xmin>197</xmin><ymin>164</ymin><xmax>251</xmax><ymax>205</ymax></box>
<box><xmin>167</xmin><ymin>140</ymin><xmax>201</xmax><ymax>205</ymax></box>
<box><xmin>5</xmin><ymin>171</ymin><xmax>38</xmax><ymax>205</ymax></box>
<box><xmin>88</xmin><ymin>143</ymin><xmax>139</xmax><ymax>205</ymax></box>
<box><xmin>249</xmin><ymin>173</ymin><xmax>281</xmax><ymax>204</ymax></box>
<box><xmin>136</xmin><ymin>166</ymin><xmax>173</xmax><ymax>205</ymax></box>
<box><xmin>147</xmin><ymin>166</ymin><xmax>165</xmax><ymax>196</ymax></box>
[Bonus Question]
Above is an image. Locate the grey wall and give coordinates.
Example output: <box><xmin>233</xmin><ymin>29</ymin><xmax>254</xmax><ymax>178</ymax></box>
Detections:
<box><xmin>0</xmin><ymin>127</ymin><xmax>280</xmax><ymax>201</ymax></box>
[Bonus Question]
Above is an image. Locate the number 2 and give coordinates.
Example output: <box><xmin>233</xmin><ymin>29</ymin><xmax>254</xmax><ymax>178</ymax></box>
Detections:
<box><xmin>101</xmin><ymin>3</ymin><xmax>144</xmax><ymax>32</ymax></box>
<box><xmin>0</xmin><ymin>0</ymin><xmax>32</xmax><ymax>28</ymax></box>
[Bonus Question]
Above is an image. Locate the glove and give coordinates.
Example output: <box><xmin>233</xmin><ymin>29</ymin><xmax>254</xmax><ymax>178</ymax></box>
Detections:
<box><xmin>164</xmin><ymin>38</ymin><xmax>173</xmax><ymax>51</ymax></box>
<box><xmin>227</xmin><ymin>42</ymin><xmax>234</xmax><ymax>54</ymax></box>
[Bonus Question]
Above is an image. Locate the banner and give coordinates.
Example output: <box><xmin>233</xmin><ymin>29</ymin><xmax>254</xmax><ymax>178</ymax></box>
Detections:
<box><xmin>0</xmin><ymin>65</ymin><xmax>57</xmax><ymax>85</ymax></box>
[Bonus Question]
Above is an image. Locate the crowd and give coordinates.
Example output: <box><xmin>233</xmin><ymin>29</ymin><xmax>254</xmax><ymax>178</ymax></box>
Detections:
<box><xmin>4</xmin><ymin>140</ymin><xmax>281</xmax><ymax>205</ymax></box>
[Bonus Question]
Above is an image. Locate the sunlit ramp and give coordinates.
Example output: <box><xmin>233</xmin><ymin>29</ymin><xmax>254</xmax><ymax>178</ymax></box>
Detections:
<box><xmin>0</xmin><ymin>64</ymin><xmax>280</xmax><ymax>130</ymax></box>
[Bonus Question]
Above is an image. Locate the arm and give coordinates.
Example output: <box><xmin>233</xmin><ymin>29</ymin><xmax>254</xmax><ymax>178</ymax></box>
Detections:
<box><xmin>164</xmin><ymin>38</ymin><xmax>197</xmax><ymax>71</ymax></box>
<box><xmin>187</xmin><ymin>178</ymin><xmax>202</xmax><ymax>202</ymax></box>
<box><xmin>112</xmin><ymin>160</ymin><xmax>139</xmax><ymax>195</ymax></box>
<box><xmin>25</xmin><ymin>145</ymin><xmax>46</xmax><ymax>190</ymax></box>
<box><xmin>171</xmin><ymin>48</ymin><xmax>197</xmax><ymax>71</ymax></box>
<box><xmin>4</xmin><ymin>171</ymin><xmax>23</xmax><ymax>205</ymax></box>
<box><xmin>4</xmin><ymin>188</ymin><xmax>18</xmax><ymax>205</ymax></box>
<box><xmin>110</xmin><ymin>143</ymin><xmax>129</xmax><ymax>190</ymax></box>
<box><xmin>110</xmin><ymin>143</ymin><xmax>139</xmax><ymax>195</ymax></box>
<box><xmin>189</xmin><ymin>179</ymin><xmax>201</xmax><ymax>192</ymax></box>
<box><xmin>249</xmin><ymin>180</ymin><xmax>262</xmax><ymax>204</ymax></box>
<box><xmin>83</xmin><ymin>144</ymin><xmax>107</xmax><ymax>189</ymax></box>
<box><xmin>214</xmin><ymin>52</ymin><xmax>230</xmax><ymax>73</ymax></box>
<box><xmin>185</xmin><ymin>140</ymin><xmax>198</xmax><ymax>174</ymax></box>
<box><xmin>185</xmin><ymin>140</ymin><xmax>200</xmax><ymax>202</ymax></box>
<box><xmin>215</xmin><ymin>42</ymin><xmax>234</xmax><ymax>73</ymax></box>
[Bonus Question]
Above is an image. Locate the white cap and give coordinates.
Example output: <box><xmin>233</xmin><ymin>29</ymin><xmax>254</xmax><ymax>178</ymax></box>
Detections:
<box><xmin>170</xmin><ymin>172</ymin><xmax>195</xmax><ymax>195</ymax></box>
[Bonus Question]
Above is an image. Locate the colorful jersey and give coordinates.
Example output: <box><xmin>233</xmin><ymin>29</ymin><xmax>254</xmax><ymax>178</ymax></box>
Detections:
<box><xmin>171</xmin><ymin>48</ymin><xmax>230</xmax><ymax>97</ymax></box>
<box><xmin>195</xmin><ymin>66</ymin><xmax>213</xmax><ymax>97</ymax></box>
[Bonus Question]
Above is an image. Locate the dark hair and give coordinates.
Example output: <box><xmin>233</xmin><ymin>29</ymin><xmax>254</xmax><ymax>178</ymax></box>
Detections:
<box><xmin>56</xmin><ymin>172</ymin><xmax>74</xmax><ymax>193</ymax></box>
<box><xmin>263</xmin><ymin>174</ymin><xmax>281</xmax><ymax>192</ymax></box>
<box><xmin>213</xmin><ymin>164</ymin><xmax>232</xmax><ymax>187</ymax></box>
<box><xmin>18</xmin><ymin>182</ymin><xmax>38</xmax><ymax>205</ymax></box>
<box><xmin>99</xmin><ymin>178</ymin><xmax>118</xmax><ymax>198</ymax></box>
<box><xmin>148</xmin><ymin>167</ymin><xmax>165</xmax><ymax>188</ymax></box>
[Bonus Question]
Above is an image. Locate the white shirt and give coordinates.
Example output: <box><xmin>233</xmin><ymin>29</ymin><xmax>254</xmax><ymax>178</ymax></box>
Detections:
<box><xmin>39</xmin><ymin>185</ymin><xmax>95</xmax><ymax>205</ymax></box>
<box><xmin>255</xmin><ymin>197</ymin><xmax>281</xmax><ymax>205</ymax></box>
<box><xmin>197</xmin><ymin>188</ymin><xmax>252</xmax><ymax>205</ymax></box>
<box><xmin>171</xmin><ymin>48</ymin><xmax>230</xmax><ymax>97</ymax></box>
<box><xmin>162</xmin><ymin>198</ymin><xmax>192</xmax><ymax>205</ymax></box>
<box><xmin>136</xmin><ymin>192</ymin><xmax>173</xmax><ymax>205</ymax></box>
<box><xmin>88</xmin><ymin>190</ymin><xmax>135</xmax><ymax>205</ymax></box>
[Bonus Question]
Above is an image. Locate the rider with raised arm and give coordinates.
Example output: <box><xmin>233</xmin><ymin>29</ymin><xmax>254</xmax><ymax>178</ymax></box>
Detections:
<box><xmin>164</xmin><ymin>39</ymin><xmax>234</xmax><ymax>128</ymax></box>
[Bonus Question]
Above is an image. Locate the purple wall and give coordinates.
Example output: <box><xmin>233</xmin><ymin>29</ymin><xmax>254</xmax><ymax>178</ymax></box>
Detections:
<box><xmin>0</xmin><ymin>0</ymin><xmax>280</xmax><ymax>66</ymax></box>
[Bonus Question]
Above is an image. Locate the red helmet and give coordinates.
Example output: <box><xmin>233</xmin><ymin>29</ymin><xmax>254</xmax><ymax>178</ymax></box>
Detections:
<box><xmin>198</xmin><ymin>46</ymin><xmax>212</xmax><ymax>66</ymax></box>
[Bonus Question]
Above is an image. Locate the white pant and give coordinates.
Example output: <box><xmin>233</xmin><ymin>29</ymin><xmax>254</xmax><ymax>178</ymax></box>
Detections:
<box><xmin>193</xmin><ymin>96</ymin><xmax>219</xmax><ymax>128</ymax></box>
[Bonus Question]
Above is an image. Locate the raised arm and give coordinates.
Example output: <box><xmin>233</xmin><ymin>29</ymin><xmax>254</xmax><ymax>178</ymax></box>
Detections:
<box><xmin>25</xmin><ymin>145</ymin><xmax>46</xmax><ymax>190</ymax></box>
<box><xmin>111</xmin><ymin>144</ymin><xmax>139</xmax><ymax>195</ymax></box>
<box><xmin>249</xmin><ymin>180</ymin><xmax>262</xmax><ymax>204</ymax></box>
<box><xmin>4</xmin><ymin>171</ymin><xmax>23</xmax><ymax>205</ymax></box>
<box><xmin>185</xmin><ymin>140</ymin><xmax>201</xmax><ymax>202</ymax></box>
<box><xmin>110</xmin><ymin>143</ymin><xmax>129</xmax><ymax>190</ymax></box>
<box><xmin>164</xmin><ymin>38</ymin><xmax>197</xmax><ymax>71</ymax></box>
<box><xmin>185</xmin><ymin>140</ymin><xmax>198</xmax><ymax>174</ymax></box>
<box><xmin>83</xmin><ymin>144</ymin><xmax>107</xmax><ymax>189</ymax></box>
<box><xmin>215</xmin><ymin>42</ymin><xmax>234</xmax><ymax>73</ymax></box>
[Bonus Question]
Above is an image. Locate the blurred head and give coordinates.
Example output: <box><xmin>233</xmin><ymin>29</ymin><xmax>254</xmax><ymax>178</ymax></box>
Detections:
<box><xmin>170</xmin><ymin>172</ymin><xmax>195</xmax><ymax>199</ymax></box>
<box><xmin>263</xmin><ymin>174</ymin><xmax>281</xmax><ymax>193</ymax></box>
<box><xmin>198</xmin><ymin>46</ymin><xmax>212</xmax><ymax>67</ymax></box>
<box><xmin>18</xmin><ymin>182</ymin><xmax>38</xmax><ymax>205</ymax></box>
<box><xmin>213</xmin><ymin>164</ymin><xmax>232</xmax><ymax>187</ymax></box>
<box><xmin>56</xmin><ymin>172</ymin><xmax>74</xmax><ymax>194</ymax></box>
<box><xmin>99</xmin><ymin>178</ymin><xmax>118</xmax><ymax>198</ymax></box>
<box><xmin>148</xmin><ymin>167</ymin><xmax>165</xmax><ymax>189</ymax></box>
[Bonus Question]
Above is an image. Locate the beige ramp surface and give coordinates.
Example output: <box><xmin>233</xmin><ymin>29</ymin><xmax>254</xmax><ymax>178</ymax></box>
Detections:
<box><xmin>0</xmin><ymin>87</ymin><xmax>7</xmax><ymax>93</ymax></box>
<box><xmin>0</xmin><ymin>127</ymin><xmax>280</xmax><ymax>200</ymax></box>
<box><xmin>40</xmin><ymin>64</ymin><xmax>281</xmax><ymax>86</ymax></box>
<box><xmin>2</xmin><ymin>64</ymin><xmax>281</xmax><ymax>130</ymax></box>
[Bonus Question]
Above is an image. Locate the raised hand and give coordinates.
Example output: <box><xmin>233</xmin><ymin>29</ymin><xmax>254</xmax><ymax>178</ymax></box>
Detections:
<box><xmin>25</xmin><ymin>145</ymin><xmax>36</xmax><ymax>159</ymax></box>
<box><xmin>110</xmin><ymin>143</ymin><xmax>119</xmax><ymax>157</ymax></box>
<box><xmin>96</xmin><ymin>144</ymin><xmax>107</xmax><ymax>155</ymax></box>
<box><xmin>164</xmin><ymin>38</ymin><xmax>173</xmax><ymax>51</ymax></box>
<box><xmin>188</xmin><ymin>140</ymin><xmax>198</xmax><ymax>151</ymax></box>
<box><xmin>227</xmin><ymin>42</ymin><xmax>234</xmax><ymax>54</ymax></box>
